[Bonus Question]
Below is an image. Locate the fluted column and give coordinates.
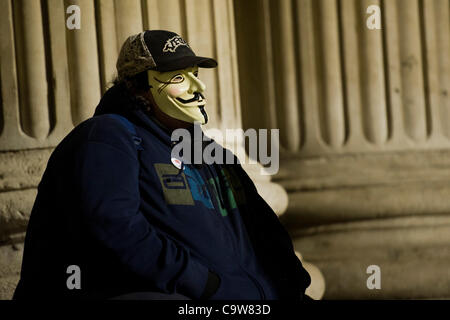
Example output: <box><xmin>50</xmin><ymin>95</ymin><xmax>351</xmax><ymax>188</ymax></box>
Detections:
<box><xmin>0</xmin><ymin>0</ymin><xmax>21</xmax><ymax>144</ymax></box>
<box><xmin>234</xmin><ymin>0</ymin><xmax>450</xmax><ymax>299</ymax></box>
<box><xmin>96</xmin><ymin>0</ymin><xmax>119</xmax><ymax>90</ymax></box>
<box><xmin>357</xmin><ymin>0</ymin><xmax>388</xmax><ymax>144</ymax></box>
<box><xmin>338</xmin><ymin>0</ymin><xmax>364</xmax><ymax>148</ymax></box>
<box><xmin>269</xmin><ymin>0</ymin><xmax>301</xmax><ymax>152</ymax></box>
<box><xmin>13</xmin><ymin>0</ymin><xmax>50</xmax><ymax>140</ymax></box>
<box><xmin>46</xmin><ymin>0</ymin><xmax>73</xmax><ymax>136</ymax></box>
<box><xmin>0</xmin><ymin>0</ymin><xmax>75</xmax><ymax>150</ymax></box>
<box><xmin>233</xmin><ymin>0</ymin><xmax>325</xmax><ymax>299</ymax></box>
<box><xmin>213</xmin><ymin>0</ymin><xmax>242</xmax><ymax>131</ymax></box>
<box><xmin>314</xmin><ymin>0</ymin><xmax>346</xmax><ymax>148</ymax></box>
<box><xmin>183</xmin><ymin>0</ymin><xmax>219</xmax><ymax>129</ymax></box>
<box><xmin>397</xmin><ymin>0</ymin><xmax>427</xmax><ymax>142</ymax></box>
<box><xmin>383</xmin><ymin>0</ymin><xmax>404</xmax><ymax>144</ymax></box>
<box><xmin>114</xmin><ymin>0</ymin><xmax>143</xmax><ymax>47</ymax></box>
<box><xmin>143</xmin><ymin>0</ymin><xmax>185</xmax><ymax>36</ymax></box>
<box><xmin>65</xmin><ymin>0</ymin><xmax>101</xmax><ymax>125</ymax></box>
<box><xmin>422</xmin><ymin>0</ymin><xmax>450</xmax><ymax>140</ymax></box>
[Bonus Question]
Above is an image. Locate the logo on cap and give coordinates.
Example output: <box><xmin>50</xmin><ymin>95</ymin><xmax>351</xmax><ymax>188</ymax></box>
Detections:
<box><xmin>163</xmin><ymin>36</ymin><xmax>189</xmax><ymax>53</ymax></box>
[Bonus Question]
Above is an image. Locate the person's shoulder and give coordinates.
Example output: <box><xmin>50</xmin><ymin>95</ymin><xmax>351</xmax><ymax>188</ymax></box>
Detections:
<box><xmin>80</xmin><ymin>114</ymin><xmax>134</xmax><ymax>143</ymax></box>
<box><xmin>68</xmin><ymin>114</ymin><xmax>138</xmax><ymax>157</ymax></box>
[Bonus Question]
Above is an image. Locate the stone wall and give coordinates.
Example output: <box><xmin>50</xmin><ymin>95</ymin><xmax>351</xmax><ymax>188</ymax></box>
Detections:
<box><xmin>234</xmin><ymin>0</ymin><xmax>450</xmax><ymax>298</ymax></box>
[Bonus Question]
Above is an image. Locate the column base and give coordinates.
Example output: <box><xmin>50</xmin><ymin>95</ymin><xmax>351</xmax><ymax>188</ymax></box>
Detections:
<box><xmin>292</xmin><ymin>215</ymin><xmax>450</xmax><ymax>299</ymax></box>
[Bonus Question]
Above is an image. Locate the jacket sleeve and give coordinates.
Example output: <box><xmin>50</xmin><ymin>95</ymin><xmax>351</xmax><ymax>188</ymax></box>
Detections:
<box><xmin>74</xmin><ymin>118</ymin><xmax>211</xmax><ymax>299</ymax></box>
<box><xmin>231</xmin><ymin>162</ymin><xmax>311</xmax><ymax>300</ymax></box>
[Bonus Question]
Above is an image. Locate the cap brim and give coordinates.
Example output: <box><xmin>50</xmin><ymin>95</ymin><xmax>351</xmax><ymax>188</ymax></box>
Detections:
<box><xmin>156</xmin><ymin>56</ymin><xmax>218</xmax><ymax>72</ymax></box>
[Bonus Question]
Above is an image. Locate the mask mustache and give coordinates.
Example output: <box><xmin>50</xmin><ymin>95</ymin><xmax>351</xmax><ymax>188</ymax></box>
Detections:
<box><xmin>176</xmin><ymin>92</ymin><xmax>205</xmax><ymax>104</ymax></box>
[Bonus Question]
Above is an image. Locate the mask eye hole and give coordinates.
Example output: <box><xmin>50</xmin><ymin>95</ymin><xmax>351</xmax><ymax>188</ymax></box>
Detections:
<box><xmin>171</xmin><ymin>74</ymin><xmax>184</xmax><ymax>83</ymax></box>
<box><xmin>193</xmin><ymin>71</ymin><xmax>199</xmax><ymax>77</ymax></box>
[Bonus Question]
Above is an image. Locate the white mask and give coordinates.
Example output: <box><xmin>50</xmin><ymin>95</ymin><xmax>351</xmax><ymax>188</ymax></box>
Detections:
<box><xmin>147</xmin><ymin>66</ymin><xmax>208</xmax><ymax>124</ymax></box>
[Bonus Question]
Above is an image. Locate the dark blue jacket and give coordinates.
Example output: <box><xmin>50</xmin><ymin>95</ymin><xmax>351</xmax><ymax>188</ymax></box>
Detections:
<box><xmin>14</xmin><ymin>85</ymin><xmax>310</xmax><ymax>300</ymax></box>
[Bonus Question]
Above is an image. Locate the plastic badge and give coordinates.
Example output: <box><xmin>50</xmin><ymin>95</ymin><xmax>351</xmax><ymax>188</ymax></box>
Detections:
<box><xmin>171</xmin><ymin>157</ymin><xmax>184</xmax><ymax>170</ymax></box>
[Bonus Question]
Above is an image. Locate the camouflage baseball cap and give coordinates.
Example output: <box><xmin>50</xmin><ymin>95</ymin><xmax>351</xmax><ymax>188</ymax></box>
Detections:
<box><xmin>116</xmin><ymin>30</ymin><xmax>217</xmax><ymax>79</ymax></box>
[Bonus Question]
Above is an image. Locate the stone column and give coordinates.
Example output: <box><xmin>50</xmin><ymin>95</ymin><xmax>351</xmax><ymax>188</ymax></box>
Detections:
<box><xmin>143</xmin><ymin>0</ymin><xmax>186</xmax><ymax>37</ymax></box>
<box><xmin>422</xmin><ymin>0</ymin><xmax>450</xmax><ymax>140</ymax></box>
<box><xmin>234</xmin><ymin>0</ymin><xmax>326</xmax><ymax>299</ymax></box>
<box><xmin>313</xmin><ymin>0</ymin><xmax>346</xmax><ymax>148</ymax></box>
<box><xmin>65</xmin><ymin>0</ymin><xmax>101</xmax><ymax>125</ymax></box>
<box><xmin>114</xmin><ymin>0</ymin><xmax>143</xmax><ymax>47</ymax></box>
<box><xmin>357</xmin><ymin>0</ymin><xmax>388</xmax><ymax>144</ymax></box>
<box><xmin>96</xmin><ymin>0</ymin><xmax>119</xmax><ymax>91</ymax></box>
<box><xmin>12</xmin><ymin>0</ymin><xmax>50</xmax><ymax>140</ymax></box>
<box><xmin>0</xmin><ymin>0</ymin><xmax>73</xmax><ymax>299</ymax></box>
<box><xmin>234</xmin><ymin>0</ymin><xmax>450</xmax><ymax>299</ymax></box>
<box><xmin>269</xmin><ymin>0</ymin><xmax>301</xmax><ymax>152</ymax></box>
